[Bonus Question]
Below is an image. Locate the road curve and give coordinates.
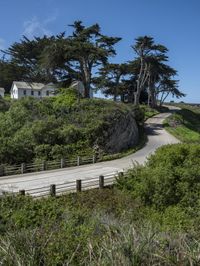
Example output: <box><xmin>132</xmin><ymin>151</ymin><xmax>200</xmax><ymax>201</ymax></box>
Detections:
<box><xmin>0</xmin><ymin>106</ymin><xmax>180</xmax><ymax>194</ymax></box>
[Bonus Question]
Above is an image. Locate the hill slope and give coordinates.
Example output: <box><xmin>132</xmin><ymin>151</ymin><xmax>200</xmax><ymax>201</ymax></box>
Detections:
<box><xmin>0</xmin><ymin>90</ymin><xmax>142</xmax><ymax>164</ymax></box>
<box><xmin>164</xmin><ymin>104</ymin><xmax>200</xmax><ymax>143</ymax></box>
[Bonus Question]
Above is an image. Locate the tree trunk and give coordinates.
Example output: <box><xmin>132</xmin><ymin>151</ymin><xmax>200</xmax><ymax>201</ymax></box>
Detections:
<box><xmin>120</xmin><ymin>94</ymin><xmax>124</xmax><ymax>102</ymax></box>
<box><xmin>149</xmin><ymin>84</ymin><xmax>157</xmax><ymax>108</ymax></box>
<box><xmin>82</xmin><ymin>59</ymin><xmax>91</xmax><ymax>98</ymax></box>
<box><xmin>84</xmin><ymin>82</ymin><xmax>91</xmax><ymax>98</ymax></box>
<box><xmin>148</xmin><ymin>92</ymin><xmax>151</xmax><ymax>107</ymax></box>
<box><xmin>134</xmin><ymin>91</ymin><xmax>140</xmax><ymax>105</ymax></box>
<box><xmin>147</xmin><ymin>76</ymin><xmax>151</xmax><ymax>107</ymax></box>
<box><xmin>113</xmin><ymin>91</ymin><xmax>117</xmax><ymax>101</ymax></box>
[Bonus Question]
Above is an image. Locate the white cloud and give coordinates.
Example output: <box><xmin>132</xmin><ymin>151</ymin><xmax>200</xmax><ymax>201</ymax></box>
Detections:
<box><xmin>0</xmin><ymin>38</ymin><xmax>5</xmax><ymax>50</ymax></box>
<box><xmin>23</xmin><ymin>17</ymin><xmax>51</xmax><ymax>39</ymax></box>
<box><xmin>23</xmin><ymin>11</ymin><xmax>58</xmax><ymax>39</ymax></box>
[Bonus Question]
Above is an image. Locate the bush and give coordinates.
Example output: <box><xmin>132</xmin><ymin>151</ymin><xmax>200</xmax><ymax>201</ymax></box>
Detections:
<box><xmin>117</xmin><ymin>144</ymin><xmax>200</xmax><ymax>209</ymax></box>
<box><xmin>0</xmin><ymin>96</ymin><xmax>142</xmax><ymax>164</ymax></box>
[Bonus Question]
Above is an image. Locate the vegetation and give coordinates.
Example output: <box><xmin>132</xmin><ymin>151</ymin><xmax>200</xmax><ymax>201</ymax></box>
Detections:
<box><xmin>164</xmin><ymin>104</ymin><xmax>200</xmax><ymax>143</ymax></box>
<box><xmin>117</xmin><ymin>143</ymin><xmax>200</xmax><ymax>210</ymax></box>
<box><xmin>0</xmin><ymin>144</ymin><xmax>200</xmax><ymax>265</ymax></box>
<box><xmin>0</xmin><ymin>21</ymin><xmax>185</xmax><ymax>106</ymax></box>
<box><xmin>0</xmin><ymin>19</ymin><xmax>193</xmax><ymax>265</ymax></box>
<box><xmin>0</xmin><ymin>90</ymin><xmax>144</xmax><ymax>165</ymax></box>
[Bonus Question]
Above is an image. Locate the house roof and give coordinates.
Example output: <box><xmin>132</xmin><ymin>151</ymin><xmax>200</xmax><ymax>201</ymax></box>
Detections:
<box><xmin>12</xmin><ymin>81</ymin><xmax>45</xmax><ymax>91</ymax></box>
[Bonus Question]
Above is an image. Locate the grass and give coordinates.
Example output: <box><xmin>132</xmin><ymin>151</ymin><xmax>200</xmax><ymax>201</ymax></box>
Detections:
<box><xmin>1</xmin><ymin>143</ymin><xmax>200</xmax><ymax>264</ymax></box>
<box><xmin>0</xmin><ymin>187</ymin><xmax>200</xmax><ymax>265</ymax></box>
<box><xmin>164</xmin><ymin>104</ymin><xmax>200</xmax><ymax>143</ymax></box>
<box><xmin>140</xmin><ymin>104</ymin><xmax>159</xmax><ymax>120</ymax></box>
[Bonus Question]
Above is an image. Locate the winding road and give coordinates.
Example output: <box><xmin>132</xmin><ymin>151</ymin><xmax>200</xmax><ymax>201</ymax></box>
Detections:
<box><xmin>0</xmin><ymin>106</ymin><xmax>180</xmax><ymax>195</ymax></box>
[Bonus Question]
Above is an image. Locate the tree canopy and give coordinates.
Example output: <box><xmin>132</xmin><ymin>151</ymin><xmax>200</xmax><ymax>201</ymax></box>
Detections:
<box><xmin>0</xmin><ymin>23</ymin><xmax>184</xmax><ymax>104</ymax></box>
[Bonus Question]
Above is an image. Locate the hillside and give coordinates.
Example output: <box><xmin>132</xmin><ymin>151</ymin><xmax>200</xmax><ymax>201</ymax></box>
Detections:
<box><xmin>164</xmin><ymin>104</ymin><xmax>200</xmax><ymax>143</ymax></box>
<box><xmin>0</xmin><ymin>90</ymin><xmax>143</xmax><ymax>165</ymax></box>
<box><xmin>1</xmin><ymin>144</ymin><xmax>200</xmax><ymax>265</ymax></box>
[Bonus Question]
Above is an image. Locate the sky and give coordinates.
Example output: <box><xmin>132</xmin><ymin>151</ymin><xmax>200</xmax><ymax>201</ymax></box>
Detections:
<box><xmin>0</xmin><ymin>0</ymin><xmax>200</xmax><ymax>103</ymax></box>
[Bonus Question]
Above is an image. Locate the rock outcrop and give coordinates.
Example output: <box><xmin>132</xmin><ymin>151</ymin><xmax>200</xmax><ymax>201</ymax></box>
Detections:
<box><xmin>103</xmin><ymin>111</ymin><xmax>139</xmax><ymax>153</ymax></box>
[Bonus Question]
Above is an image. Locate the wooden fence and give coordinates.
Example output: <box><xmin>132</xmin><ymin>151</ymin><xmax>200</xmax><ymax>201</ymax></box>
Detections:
<box><xmin>0</xmin><ymin>155</ymin><xmax>97</xmax><ymax>177</ymax></box>
<box><xmin>15</xmin><ymin>172</ymin><xmax>124</xmax><ymax>198</ymax></box>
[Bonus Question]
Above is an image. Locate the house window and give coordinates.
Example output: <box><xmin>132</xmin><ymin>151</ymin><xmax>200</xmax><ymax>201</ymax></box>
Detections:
<box><xmin>23</xmin><ymin>90</ymin><xmax>26</xmax><ymax>95</ymax></box>
<box><xmin>46</xmin><ymin>91</ymin><xmax>49</xmax><ymax>96</ymax></box>
<box><xmin>31</xmin><ymin>90</ymin><xmax>34</xmax><ymax>96</ymax></box>
<box><xmin>38</xmin><ymin>91</ymin><xmax>41</xmax><ymax>96</ymax></box>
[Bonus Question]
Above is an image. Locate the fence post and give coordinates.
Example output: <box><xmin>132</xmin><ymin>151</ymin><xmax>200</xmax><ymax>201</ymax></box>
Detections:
<box><xmin>92</xmin><ymin>155</ymin><xmax>96</xmax><ymax>164</ymax></box>
<box><xmin>118</xmin><ymin>172</ymin><xmax>124</xmax><ymax>178</ymax></box>
<box><xmin>19</xmin><ymin>189</ymin><xmax>25</xmax><ymax>196</ymax></box>
<box><xmin>0</xmin><ymin>165</ymin><xmax>5</xmax><ymax>176</ymax></box>
<box><xmin>61</xmin><ymin>158</ymin><xmax>65</xmax><ymax>168</ymax></box>
<box><xmin>21</xmin><ymin>163</ymin><xmax>26</xmax><ymax>174</ymax></box>
<box><xmin>77</xmin><ymin>156</ymin><xmax>80</xmax><ymax>166</ymax></box>
<box><xmin>50</xmin><ymin>184</ymin><xmax>56</xmax><ymax>197</ymax></box>
<box><xmin>42</xmin><ymin>161</ymin><xmax>47</xmax><ymax>171</ymax></box>
<box><xmin>76</xmin><ymin>179</ymin><xmax>82</xmax><ymax>192</ymax></box>
<box><xmin>99</xmin><ymin>175</ymin><xmax>104</xmax><ymax>189</ymax></box>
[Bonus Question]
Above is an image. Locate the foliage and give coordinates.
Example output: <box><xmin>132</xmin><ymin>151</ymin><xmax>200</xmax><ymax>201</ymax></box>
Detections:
<box><xmin>164</xmin><ymin>104</ymin><xmax>200</xmax><ymax>143</ymax></box>
<box><xmin>116</xmin><ymin>143</ymin><xmax>200</xmax><ymax>210</ymax></box>
<box><xmin>0</xmin><ymin>171</ymin><xmax>200</xmax><ymax>265</ymax></box>
<box><xmin>95</xmin><ymin>63</ymin><xmax>130</xmax><ymax>101</ymax></box>
<box><xmin>0</xmin><ymin>60</ymin><xmax>28</xmax><ymax>93</ymax></box>
<box><xmin>127</xmin><ymin>36</ymin><xmax>183</xmax><ymax>107</ymax></box>
<box><xmin>0</xmin><ymin>95</ymin><xmax>143</xmax><ymax>164</ymax></box>
<box><xmin>2</xmin><ymin>36</ymin><xmax>57</xmax><ymax>86</ymax></box>
<box><xmin>0</xmin><ymin>22</ymin><xmax>183</xmax><ymax>105</ymax></box>
<box><xmin>0</xmin><ymin>97</ymin><xmax>10</xmax><ymax>112</ymax></box>
<box><xmin>140</xmin><ymin>104</ymin><xmax>159</xmax><ymax>120</ymax></box>
<box><xmin>0</xmin><ymin>143</ymin><xmax>200</xmax><ymax>264</ymax></box>
<box><xmin>1</xmin><ymin>21</ymin><xmax>121</xmax><ymax>98</ymax></box>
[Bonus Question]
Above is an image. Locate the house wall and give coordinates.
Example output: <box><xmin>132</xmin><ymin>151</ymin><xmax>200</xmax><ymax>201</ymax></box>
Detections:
<box><xmin>11</xmin><ymin>84</ymin><xmax>56</xmax><ymax>100</ymax></box>
<box><xmin>11</xmin><ymin>84</ymin><xmax>19</xmax><ymax>99</ymax></box>
<box><xmin>41</xmin><ymin>86</ymin><xmax>55</xmax><ymax>97</ymax></box>
<box><xmin>0</xmin><ymin>89</ymin><xmax>4</xmax><ymax>98</ymax></box>
<box><xmin>18</xmin><ymin>88</ymin><xmax>41</xmax><ymax>99</ymax></box>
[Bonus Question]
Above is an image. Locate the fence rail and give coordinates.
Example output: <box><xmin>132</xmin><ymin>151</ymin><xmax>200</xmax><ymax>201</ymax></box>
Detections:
<box><xmin>9</xmin><ymin>172</ymin><xmax>123</xmax><ymax>198</ymax></box>
<box><xmin>0</xmin><ymin>155</ymin><xmax>97</xmax><ymax>177</ymax></box>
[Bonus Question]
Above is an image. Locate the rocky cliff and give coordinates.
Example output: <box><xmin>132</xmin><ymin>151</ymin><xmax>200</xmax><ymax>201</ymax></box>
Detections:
<box><xmin>100</xmin><ymin>110</ymin><xmax>140</xmax><ymax>154</ymax></box>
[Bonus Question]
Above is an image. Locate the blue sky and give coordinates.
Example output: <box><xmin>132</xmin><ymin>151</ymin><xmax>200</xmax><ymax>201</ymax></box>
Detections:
<box><xmin>0</xmin><ymin>0</ymin><xmax>200</xmax><ymax>103</ymax></box>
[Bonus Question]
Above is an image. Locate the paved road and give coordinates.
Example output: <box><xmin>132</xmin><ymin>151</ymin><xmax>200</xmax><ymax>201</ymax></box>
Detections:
<box><xmin>0</xmin><ymin>107</ymin><xmax>180</xmax><ymax>195</ymax></box>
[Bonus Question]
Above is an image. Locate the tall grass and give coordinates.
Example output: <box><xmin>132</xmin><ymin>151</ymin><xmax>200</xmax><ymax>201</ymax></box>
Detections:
<box><xmin>1</xmin><ymin>219</ymin><xmax>200</xmax><ymax>265</ymax></box>
<box><xmin>164</xmin><ymin>105</ymin><xmax>200</xmax><ymax>143</ymax></box>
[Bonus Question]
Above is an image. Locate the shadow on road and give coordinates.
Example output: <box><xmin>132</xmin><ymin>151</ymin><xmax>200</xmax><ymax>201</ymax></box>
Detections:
<box><xmin>145</xmin><ymin>124</ymin><xmax>163</xmax><ymax>136</ymax></box>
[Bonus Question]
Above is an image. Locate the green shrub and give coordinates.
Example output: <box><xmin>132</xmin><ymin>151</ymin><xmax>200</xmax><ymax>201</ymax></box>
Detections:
<box><xmin>117</xmin><ymin>144</ymin><xmax>200</xmax><ymax>209</ymax></box>
<box><xmin>0</xmin><ymin>96</ymin><xmax>143</xmax><ymax>164</ymax></box>
<box><xmin>164</xmin><ymin>106</ymin><xmax>200</xmax><ymax>143</ymax></box>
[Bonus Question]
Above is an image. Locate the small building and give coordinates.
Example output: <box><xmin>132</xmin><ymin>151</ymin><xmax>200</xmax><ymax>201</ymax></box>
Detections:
<box><xmin>10</xmin><ymin>81</ymin><xmax>56</xmax><ymax>100</ymax></box>
<box><xmin>0</xmin><ymin>88</ymin><xmax>5</xmax><ymax>98</ymax></box>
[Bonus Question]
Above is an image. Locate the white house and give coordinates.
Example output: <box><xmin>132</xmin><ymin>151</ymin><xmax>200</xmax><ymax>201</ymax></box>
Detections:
<box><xmin>71</xmin><ymin>80</ymin><xmax>93</xmax><ymax>98</ymax></box>
<box><xmin>10</xmin><ymin>81</ymin><xmax>56</xmax><ymax>99</ymax></box>
<box><xmin>0</xmin><ymin>88</ymin><xmax>5</xmax><ymax>98</ymax></box>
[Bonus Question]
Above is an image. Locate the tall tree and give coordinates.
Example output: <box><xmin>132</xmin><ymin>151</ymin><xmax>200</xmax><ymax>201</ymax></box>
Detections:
<box><xmin>145</xmin><ymin>55</ymin><xmax>177</xmax><ymax>107</ymax></box>
<box><xmin>96</xmin><ymin>63</ymin><xmax>129</xmax><ymax>101</ymax></box>
<box><xmin>157</xmin><ymin>78</ymin><xmax>185</xmax><ymax>106</ymax></box>
<box><xmin>131</xmin><ymin>36</ymin><xmax>168</xmax><ymax>105</ymax></box>
<box><xmin>3</xmin><ymin>35</ymin><xmax>57</xmax><ymax>84</ymax></box>
<box><xmin>42</xmin><ymin>21</ymin><xmax>121</xmax><ymax>98</ymax></box>
<box><xmin>0</xmin><ymin>60</ymin><xmax>27</xmax><ymax>92</ymax></box>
